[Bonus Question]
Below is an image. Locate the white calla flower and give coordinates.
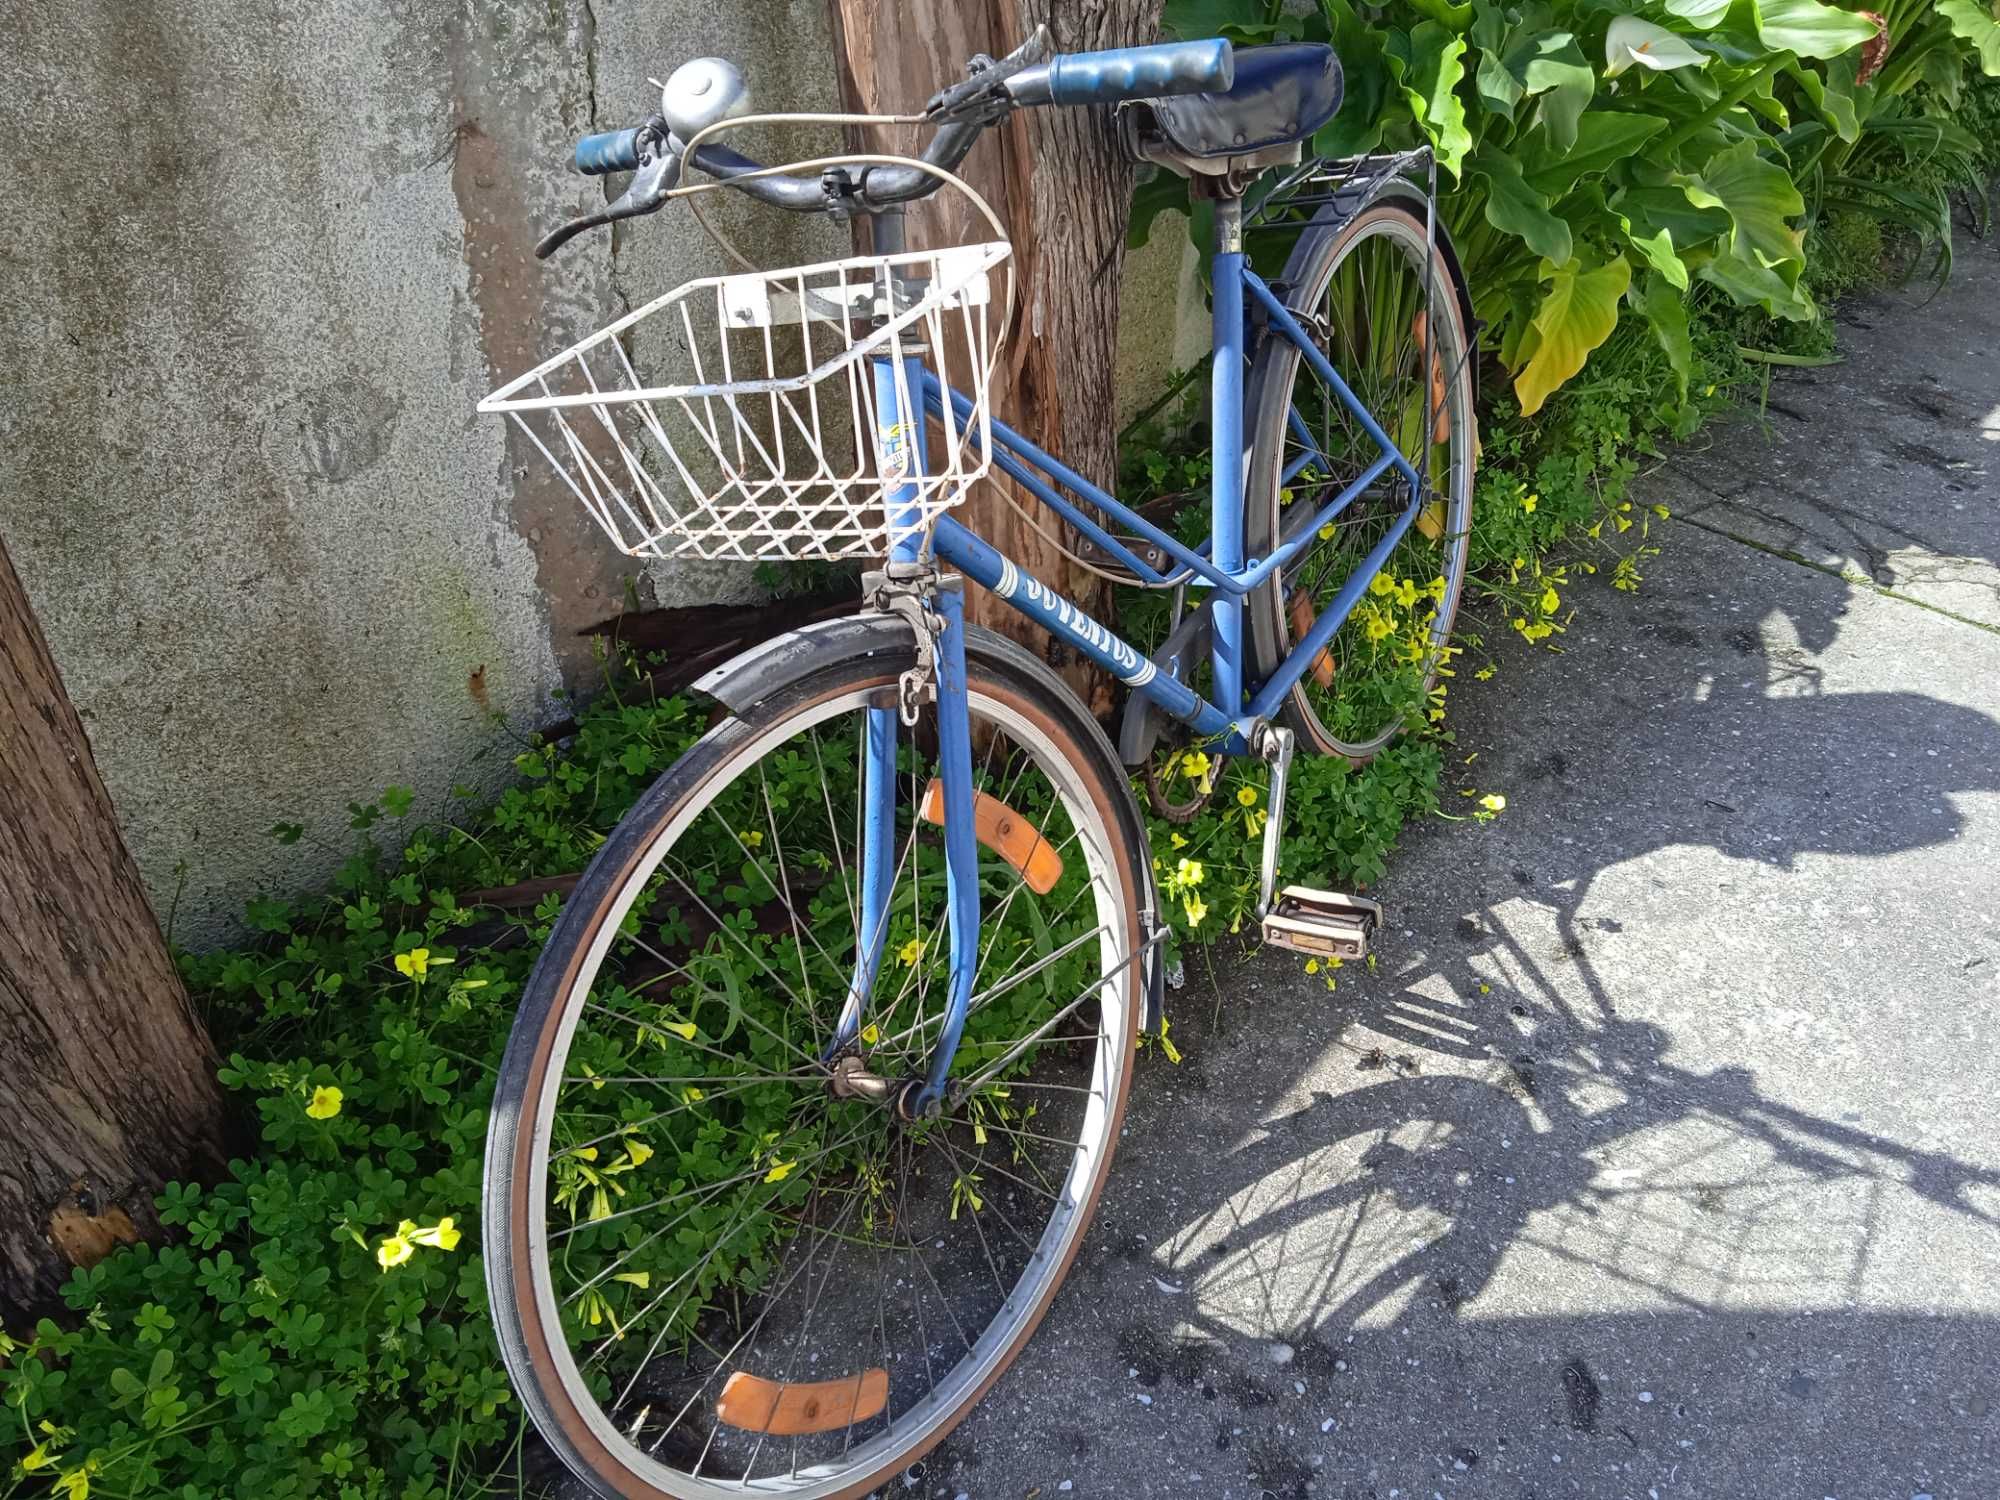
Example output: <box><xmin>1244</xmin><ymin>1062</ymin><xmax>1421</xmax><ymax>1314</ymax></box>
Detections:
<box><xmin>1605</xmin><ymin>15</ymin><xmax>1709</xmax><ymax>76</ymax></box>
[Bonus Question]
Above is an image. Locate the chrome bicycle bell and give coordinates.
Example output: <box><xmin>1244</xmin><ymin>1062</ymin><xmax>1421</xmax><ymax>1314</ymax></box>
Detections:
<box><xmin>660</xmin><ymin>57</ymin><xmax>751</xmax><ymax>143</ymax></box>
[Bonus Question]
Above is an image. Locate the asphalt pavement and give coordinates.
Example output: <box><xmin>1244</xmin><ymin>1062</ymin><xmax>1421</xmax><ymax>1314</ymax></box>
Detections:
<box><xmin>918</xmin><ymin>233</ymin><xmax>2000</xmax><ymax>1498</ymax></box>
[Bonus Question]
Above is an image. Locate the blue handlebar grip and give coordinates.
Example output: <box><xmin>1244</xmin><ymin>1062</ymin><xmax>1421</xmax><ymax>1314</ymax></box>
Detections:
<box><xmin>1046</xmin><ymin>39</ymin><xmax>1233</xmax><ymax>107</ymax></box>
<box><xmin>574</xmin><ymin>127</ymin><xmax>643</xmax><ymax>175</ymax></box>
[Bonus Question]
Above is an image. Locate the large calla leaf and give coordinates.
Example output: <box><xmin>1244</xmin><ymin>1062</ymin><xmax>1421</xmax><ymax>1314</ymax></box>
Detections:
<box><xmin>1625</xmin><ymin>225</ymin><xmax>1691</xmax><ymax>289</ymax></box>
<box><xmin>1405</xmin><ymin>0</ymin><xmax>1476</xmax><ymax>30</ymax></box>
<box><xmin>1787</xmin><ymin>55</ymin><xmax>1860</xmax><ymax>143</ymax></box>
<box><xmin>1639</xmin><ymin>272</ymin><xmax>1694</xmax><ymax>399</ymax></box>
<box><xmin>1471</xmin><ymin>149</ymin><xmax>1574</xmax><ymax>264</ymax></box>
<box><xmin>1939</xmin><ymin>0</ymin><xmax>2000</xmax><ymax>75</ymax></box>
<box><xmin>1676</xmin><ymin>140</ymin><xmax>1806</xmax><ymax>271</ymax></box>
<box><xmin>1513</xmin><ymin>255</ymin><xmax>1632</xmax><ymax>416</ymax></box>
<box><xmin>1524</xmin><ymin>111</ymin><xmax>1669</xmax><ymax>192</ymax></box>
<box><xmin>1524</xmin><ymin>36</ymin><xmax>1596</xmax><ymax>153</ymax></box>
<box><xmin>1698</xmin><ymin>249</ymin><xmax>1815</xmax><ymax>319</ymax></box>
<box><xmin>1402</xmin><ymin>21</ymin><xmax>1474</xmax><ymax>177</ymax></box>
<box><xmin>1665</xmin><ymin>0</ymin><xmax>1734</xmax><ymax>30</ymax></box>
<box><xmin>1749</xmin><ymin>0</ymin><xmax>1885</xmax><ymax>57</ymax></box>
<box><xmin>1619</xmin><ymin>184</ymin><xmax>1733</xmax><ymax>245</ymax></box>
<box><xmin>1315</xmin><ymin>0</ymin><xmax>1396</xmax><ymax>157</ymax></box>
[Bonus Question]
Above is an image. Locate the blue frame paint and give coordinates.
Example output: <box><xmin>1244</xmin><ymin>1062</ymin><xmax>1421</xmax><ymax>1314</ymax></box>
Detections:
<box><xmin>850</xmin><ymin>250</ymin><xmax>1425</xmax><ymax>1094</ymax></box>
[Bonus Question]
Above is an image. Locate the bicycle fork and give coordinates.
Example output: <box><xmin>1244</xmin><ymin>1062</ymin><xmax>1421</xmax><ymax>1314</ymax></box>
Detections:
<box><xmin>830</xmin><ymin>347</ymin><xmax>982</xmax><ymax>1120</ymax></box>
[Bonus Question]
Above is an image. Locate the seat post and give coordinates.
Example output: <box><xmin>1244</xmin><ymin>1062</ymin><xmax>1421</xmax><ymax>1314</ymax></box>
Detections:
<box><xmin>1208</xmin><ymin>189</ymin><xmax>1248</xmax><ymax>716</ymax></box>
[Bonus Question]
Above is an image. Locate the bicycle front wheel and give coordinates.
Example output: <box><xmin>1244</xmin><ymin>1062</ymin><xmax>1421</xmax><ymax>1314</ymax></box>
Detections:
<box><xmin>484</xmin><ymin>622</ymin><xmax>1151</xmax><ymax>1498</ymax></box>
<box><xmin>1245</xmin><ymin>197</ymin><xmax>1476</xmax><ymax>762</ymax></box>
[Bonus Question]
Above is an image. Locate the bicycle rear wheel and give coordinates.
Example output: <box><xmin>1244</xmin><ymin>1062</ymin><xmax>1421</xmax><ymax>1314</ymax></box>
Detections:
<box><xmin>484</xmin><ymin>623</ymin><xmax>1151</xmax><ymax>1498</ymax></box>
<box><xmin>1245</xmin><ymin>197</ymin><xmax>1476</xmax><ymax>762</ymax></box>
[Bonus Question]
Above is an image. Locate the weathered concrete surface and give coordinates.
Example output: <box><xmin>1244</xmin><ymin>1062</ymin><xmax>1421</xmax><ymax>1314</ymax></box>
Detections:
<box><xmin>1659</xmin><ymin>252</ymin><xmax>2000</xmax><ymax>630</ymax></box>
<box><xmin>922</xmin><ymin>251</ymin><xmax>2000</xmax><ymax>1494</ymax></box>
<box><xmin>0</xmin><ymin>0</ymin><xmax>835</xmax><ymax>943</ymax></box>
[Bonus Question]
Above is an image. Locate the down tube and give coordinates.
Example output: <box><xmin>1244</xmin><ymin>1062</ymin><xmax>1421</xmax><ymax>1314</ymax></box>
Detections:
<box><xmin>931</xmin><ymin>517</ymin><xmax>1240</xmax><ymax>747</ymax></box>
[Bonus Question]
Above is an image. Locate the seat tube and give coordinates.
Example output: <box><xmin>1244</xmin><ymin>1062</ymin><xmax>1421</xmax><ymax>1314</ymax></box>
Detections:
<box><xmin>1209</xmin><ymin>194</ymin><xmax>1248</xmax><ymax>716</ymax></box>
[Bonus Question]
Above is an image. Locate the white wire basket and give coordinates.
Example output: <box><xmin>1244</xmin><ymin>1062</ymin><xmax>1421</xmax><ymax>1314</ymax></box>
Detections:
<box><xmin>479</xmin><ymin>241</ymin><xmax>1010</xmax><ymax>563</ymax></box>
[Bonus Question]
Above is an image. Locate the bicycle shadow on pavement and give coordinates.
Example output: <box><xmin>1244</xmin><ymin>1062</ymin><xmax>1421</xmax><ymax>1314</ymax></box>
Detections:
<box><xmin>936</xmin><ymin>481</ymin><xmax>2000</xmax><ymax>1497</ymax></box>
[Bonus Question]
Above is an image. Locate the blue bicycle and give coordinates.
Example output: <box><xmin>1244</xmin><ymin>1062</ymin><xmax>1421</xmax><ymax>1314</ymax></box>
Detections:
<box><xmin>481</xmin><ymin>30</ymin><xmax>1473</xmax><ymax>1497</ymax></box>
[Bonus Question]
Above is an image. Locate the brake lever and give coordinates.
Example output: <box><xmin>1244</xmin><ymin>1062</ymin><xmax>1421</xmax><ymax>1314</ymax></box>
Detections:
<box><xmin>924</xmin><ymin>23</ymin><xmax>1051</xmax><ymax>123</ymax></box>
<box><xmin>535</xmin><ymin>135</ymin><xmax>683</xmax><ymax>260</ymax></box>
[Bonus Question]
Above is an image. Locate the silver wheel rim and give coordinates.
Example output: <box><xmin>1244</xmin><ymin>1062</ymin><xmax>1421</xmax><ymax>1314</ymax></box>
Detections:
<box><xmin>1268</xmin><ymin>210</ymin><xmax>1474</xmax><ymax>758</ymax></box>
<box><xmin>517</xmin><ymin>682</ymin><xmax>1136</xmax><ymax>1497</ymax></box>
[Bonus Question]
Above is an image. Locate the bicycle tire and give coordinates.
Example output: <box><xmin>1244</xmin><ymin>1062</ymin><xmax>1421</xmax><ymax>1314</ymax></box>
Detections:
<box><xmin>484</xmin><ymin>620</ymin><xmax>1152</xmax><ymax>1499</ymax></box>
<box><xmin>1244</xmin><ymin>197</ymin><xmax>1477</xmax><ymax>762</ymax></box>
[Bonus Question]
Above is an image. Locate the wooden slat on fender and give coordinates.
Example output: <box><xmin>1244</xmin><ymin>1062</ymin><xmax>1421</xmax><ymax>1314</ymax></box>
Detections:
<box><xmin>715</xmin><ymin>1368</ymin><xmax>890</xmax><ymax>1435</ymax></box>
<box><xmin>918</xmin><ymin>779</ymin><xmax>1064</xmax><ymax>895</ymax></box>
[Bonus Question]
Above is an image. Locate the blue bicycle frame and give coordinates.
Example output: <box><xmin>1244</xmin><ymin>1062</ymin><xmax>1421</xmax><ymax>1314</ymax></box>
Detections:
<box><xmin>853</xmin><ymin>224</ymin><xmax>1429</xmax><ymax>1113</ymax></box>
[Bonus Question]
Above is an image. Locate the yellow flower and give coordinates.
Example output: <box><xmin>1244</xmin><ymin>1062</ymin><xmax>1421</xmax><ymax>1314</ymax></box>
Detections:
<box><xmin>1236</xmin><ymin>786</ymin><xmax>1259</xmax><ymax>807</ymax></box>
<box><xmin>1180</xmin><ymin>750</ymin><xmax>1211</xmax><ymax>783</ymax></box>
<box><xmin>741</xmin><ymin>829</ymin><xmax>764</xmax><ymax>848</ymax></box>
<box><xmin>407</xmin><ymin>1217</ymin><xmax>462</xmax><ymax>1252</ymax></box>
<box><xmin>898</xmin><ymin>937</ymin><xmax>922</xmax><ymax>966</ymax></box>
<box><xmin>1174</xmin><ymin>857</ymin><xmax>1205</xmax><ymax>887</ymax></box>
<box><xmin>661</xmin><ymin>1019</ymin><xmax>697</xmax><ymax>1041</ymax></box>
<box><xmin>394</xmin><ymin>948</ymin><xmax>429</xmax><ymax>979</ymax></box>
<box><xmin>681</xmin><ymin>1086</ymin><xmax>704</xmax><ymax>1105</ymax></box>
<box><xmin>764</xmin><ymin>1160</ymin><xmax>796</xmax><ymax>1184</ymax></box>
<box><xmin>1369</xmin><ymin>571</ymin><xmax>1394</xmax><ymax>596</ymax></box>
<box><xmin>623</xmin><ymin>1140</ymin><xmax>654</xmax><ymax>1167</ymax></box>
<box><xmin>1169</xmin><ymin>831</ymin><xmax>1188</xmax><ymax>848</ymax></box>
<box><xmin>860</xmin><ymin>1022</ymin><xmax>881</xmax><ymax>1046</ymax></box>
<box><xmin>1365</xmin><ymin>612</ymin><xmax>1393</xmax><ymax>643</ymax></box>
<box><xmin>1304</xmin><ymin>958</ymin><xmax>1319</xmax><ymax>974</ymax></box>
<box><xmin>305</xmin><ymin>1085</ymin><xmax>343</xmax><ymax>1120</ymax></box>
<box><xmin>613</xmin><ymin>1271</ymin><xmax>651</xmax><ymax>1289</ymax></box>
<box><xmin>1394</xmin><ymin>578</ymin><xmax>1419</xmax><ymax>608</ymax></box>
<box><xmin>1522</xmin><ymin>493</ymin><xmax>1538</xmax><ymax>513</ymax></box>
<box><xmin>1539</xmin><ymin>585</ymin><xmax>1559</xmax><ymax>614</ymax></box>
<box><xmin>376</xmin><ymin>1224</ymin><xmax>416</xmax><ymax>1269</ymax></box>
<box><xmin>1182</xmin><ymin>895</ymin><xmax>1208</xmax><ymax>926</ymax></box>
<box><xmin>1479</xmin><ymin>794</ymin><xmax>1507</xmax><ymax>813</ymax></box>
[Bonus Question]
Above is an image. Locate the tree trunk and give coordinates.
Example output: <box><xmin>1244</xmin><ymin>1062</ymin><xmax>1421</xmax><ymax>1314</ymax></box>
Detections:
<box><xmin>827</xmin><ymin>0</ymin><xmax>1164</xmax><ymax>717</ymax></box>
<box><xmin>0</xmin><ymin>536</ymin><xmax>228</xmax><ymax>1323</ymax></box>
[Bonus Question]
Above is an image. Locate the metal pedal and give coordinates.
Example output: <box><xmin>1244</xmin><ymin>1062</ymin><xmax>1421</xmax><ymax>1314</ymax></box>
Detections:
<box><xmin>1261</xmin><ymin>886</ymin><xmax>1384</xmax><ymax>961</ymax></box>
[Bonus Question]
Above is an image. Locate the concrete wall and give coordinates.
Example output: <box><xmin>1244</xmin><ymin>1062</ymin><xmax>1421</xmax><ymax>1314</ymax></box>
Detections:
<box><xmin>0</xmin><ymin>0</ymin><xmax>1200</xmax><ymax>947</ymax></box>
<box><xmin>0</xmin><ymin>0</ymin><xmax>839</xmax><ymax>945</ymax></box>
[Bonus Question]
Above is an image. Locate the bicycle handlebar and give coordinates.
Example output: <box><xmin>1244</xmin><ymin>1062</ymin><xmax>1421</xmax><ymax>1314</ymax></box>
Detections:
<box><xmin>543</xmin><ymin>36</ymin><xmax>1236</xmax><ymax>252</ymax></box>
<box><xmin>1012</xmin><ymin>39</ymin><xmax>1234</xmax><ymax>108</ymax></box>
<box><xmin>575</xmin><ymin>127</ymin><xmax>643</xmax><ymax>176</ymax></box>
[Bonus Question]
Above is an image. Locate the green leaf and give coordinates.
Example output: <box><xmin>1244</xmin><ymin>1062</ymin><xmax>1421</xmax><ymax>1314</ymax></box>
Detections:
<box><xmin>1676</xmin><ymin>140</ymin><xmax>1805</xmax><ymax>272</ymax></box>
<box><xmin>1314</xmin><ymin>0</ymin><xmax>1396</xmax><ymax>156</ymax></box>
<box><xmin>1745</xmin><ymin>0</ymin><xmax>1883</xmax><ymax>58</ymax></box>
<box><xmin>1162</xmin><ymin>0</ymin><xmax>1286</xmax><ymax>41</ymax></box>
<box><xmin>1513</xmin><ymin>255</ymin><xmax>1633</xmax><ymax>416</ymax></box>
<box><xmin>1787</xmin><ymin>56</ymin><xmax>1859</xmax><ymax>143</ymax></box>
<box><xmin>1640</xmin><ymin>272</ymin><xmax>1694</xmax><ymax>398</ymax></box>
<box><xmin>1618</xmin><ymin>184</ymin><xmax>1732</xmax><ymax>246</ymax></box>
<box><xmin>1524</xmin><ymin>111</ymin><xmax>1668</xmax><ymax>192</ymax></box>
<box><xmin>1470</xmin><ymin>149</ymin><xmax>1574</xmax><ymax>265</ymax></box>
<box><xmin>1524</xmin><ymin>37</ymin><xmax>1596</xmax><ymax>154</ymax></box>
<box><xmin>1939</xmin><ymin>0</ymin><xmax>2000</xmax><ymax>75</ymax></box>
<box><xmin>1665</xmin><ymin>0</ymin><xmax>1733</xmax><ymax>29</ymax></box>
<box><xmin>1402</xmin><ymin>21</ymin><xmax>1474</xmax><ymax>177</ymax></box>
<box><xmin>1405</xmin><ymin>0</ymin><xmax>1475</xmax><ymax>29</ymax></box>
<box><xmin>1625</xmin><ymin>224</ymin><xmax>1690</xmax><ymax>289</ymax></box>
